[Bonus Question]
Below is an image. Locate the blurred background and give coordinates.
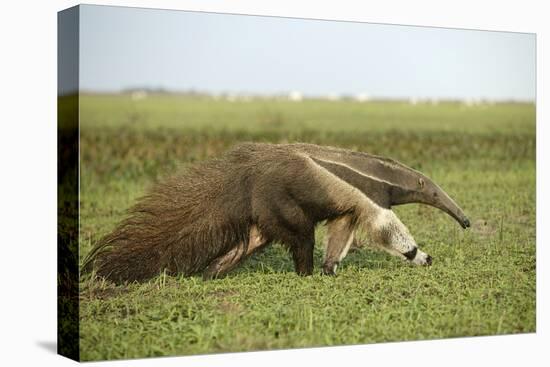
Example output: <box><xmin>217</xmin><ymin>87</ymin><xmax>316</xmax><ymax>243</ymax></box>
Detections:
<box><xmin>76</xmin><ymin>5</ymin><xmax>535</xmax><ymax>102</ymax></box>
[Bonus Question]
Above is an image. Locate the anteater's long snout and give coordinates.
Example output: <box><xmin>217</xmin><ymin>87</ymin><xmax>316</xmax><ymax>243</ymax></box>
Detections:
<box><xmin>426</xmin><ymin>181</ymin><xmax>470</xmax><ymax>230</ymax></box>
<box><xmin>437</xmin><ymin>191</ymin><xmax>470</xmax><ymax>229</ymax></box>
<box><xmin>441</xmin><ymin>206</ymin><xmax>470</xmax><ymax>229</ymax></box>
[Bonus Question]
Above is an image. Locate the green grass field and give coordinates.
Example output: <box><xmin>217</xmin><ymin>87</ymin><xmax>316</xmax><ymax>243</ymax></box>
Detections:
<box><xmin>78</xmin><ymin>94</ymin><xmax>535</xmax><ymax>361</ymax></box>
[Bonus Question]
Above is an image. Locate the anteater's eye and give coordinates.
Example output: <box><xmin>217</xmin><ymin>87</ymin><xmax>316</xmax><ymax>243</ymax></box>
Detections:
<box><xmin>433</xmin><ymin>191</ymin><xmax>438</xmax><ymax>197</ymax></box>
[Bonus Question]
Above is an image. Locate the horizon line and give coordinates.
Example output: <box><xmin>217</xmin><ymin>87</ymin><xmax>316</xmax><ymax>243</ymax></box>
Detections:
<box><xmin>74</xmin><ymin>88</ymin><xmax>536</xmax><ymax>104</ymax></box>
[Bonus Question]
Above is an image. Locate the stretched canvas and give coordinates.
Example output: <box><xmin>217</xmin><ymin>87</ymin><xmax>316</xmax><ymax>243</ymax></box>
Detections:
<box><xmin>58</xmin><ymin>4</ymin><xmax>536</xmax><ymax>362</ymax></box>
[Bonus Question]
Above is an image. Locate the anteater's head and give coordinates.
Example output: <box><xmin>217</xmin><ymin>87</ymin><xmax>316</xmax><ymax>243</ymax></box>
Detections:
<box><xmin>389</xmin><ymin>166</ymin><xmax>470</xmax><ymax>229</ymax></box>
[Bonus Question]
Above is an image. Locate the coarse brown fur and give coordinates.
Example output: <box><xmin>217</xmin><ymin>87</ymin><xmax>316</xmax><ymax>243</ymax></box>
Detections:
<box><xmin>82</xmin><ymin>142</ymin><xmax>469</xmax><ymax>283</ymax></box>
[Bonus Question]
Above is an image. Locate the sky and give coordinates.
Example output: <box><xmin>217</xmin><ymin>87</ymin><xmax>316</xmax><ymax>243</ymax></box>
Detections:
<box><xmin>77</xmin><ymin>4</ymin><xmax>536</xmax><ymax>101</ymax></box>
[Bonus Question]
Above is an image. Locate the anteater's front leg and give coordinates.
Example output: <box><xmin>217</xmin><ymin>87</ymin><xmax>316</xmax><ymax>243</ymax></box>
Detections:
<box><xmin>367</xmin><ymin>210</ymin><xmax>432</xmax><ymax>266</ymax></box>
<box><xmin>290</xmin><ymin>231</ymin><xmax>315</xmax><ymax>276</ymax></box>
<box><xmin>255</xmin><ymin>198</ymin><xmax>316</xmax><ymax>276</ymax></box>
<box><xmin>322</xmin><ymin>215</ymin><xmax>356</xmax><ymax>275</ymax></box>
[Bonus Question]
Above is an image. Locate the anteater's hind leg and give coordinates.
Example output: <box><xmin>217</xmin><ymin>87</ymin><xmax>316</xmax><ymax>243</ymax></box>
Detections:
<box><xmin>322</xmin><ymin>214</ymin><xmax>357</xmax><ymax>275</ymax></box>
<box><xmin>202</xmin><ymin>226</ymin><xmax>267</xmax><ymax>280</ymax></box>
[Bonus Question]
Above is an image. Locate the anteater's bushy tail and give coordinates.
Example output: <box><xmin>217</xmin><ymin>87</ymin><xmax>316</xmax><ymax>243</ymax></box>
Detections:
<box><xmin>80</xmin><ymin>153</ymin><xmax>254</xmax><ymax>284</ymax></box>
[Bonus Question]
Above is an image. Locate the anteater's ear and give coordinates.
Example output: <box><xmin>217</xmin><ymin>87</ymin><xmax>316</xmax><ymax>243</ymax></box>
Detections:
<box><xmin>418</xmin><ymin>178</ymin><xmax>425</xmax><ymax>188</ymax></box>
